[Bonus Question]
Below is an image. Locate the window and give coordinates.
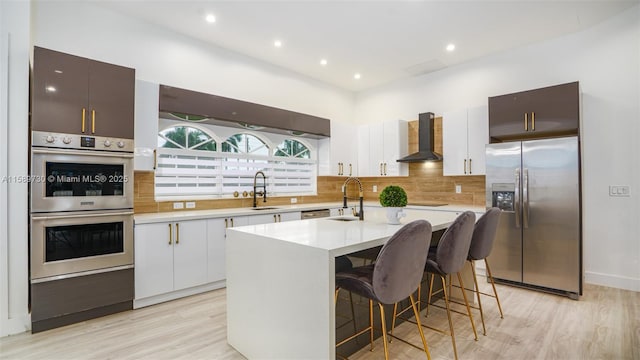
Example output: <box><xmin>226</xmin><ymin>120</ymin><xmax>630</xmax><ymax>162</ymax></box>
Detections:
<box><xmin>155</xmin><ymin>126</ymin><xmax>219</xmax><ymax>197</ymax></box>
<box><xmin>154</xmin><ymin>125</ymin><xmax>316</xmax><ymax>199</ymax></box>
<box><xmin>271</xmin><ymin>139</ymin><xmax>315</xmax><ymax>194</ymax></box>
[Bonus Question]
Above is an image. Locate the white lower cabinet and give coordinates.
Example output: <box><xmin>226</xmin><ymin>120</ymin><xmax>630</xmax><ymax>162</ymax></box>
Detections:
<box><xmin>248</xmin><ymin>211</ymin><xmax>301</xmax><ymax>224</ymax></box>
<box><xmin>135</xmin><ymin>219</ymin><xmax>207</xmax><ymax>300</ymax></box>
<box><xmin>207</xmin><ymin>216</ymin><xmax>249</xmax><ymax>283</ymax></box>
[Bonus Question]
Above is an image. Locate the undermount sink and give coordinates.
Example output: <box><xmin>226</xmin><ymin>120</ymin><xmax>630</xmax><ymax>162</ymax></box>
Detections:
<box><xmin>250</xmin><ymin>207</ymin><xmax>280</xmax><ymax>211</ymax></box>
<box><xmin>327</xmin><ymin>217</ymin><xmax>359</xmax><ymax>222</ymax></box>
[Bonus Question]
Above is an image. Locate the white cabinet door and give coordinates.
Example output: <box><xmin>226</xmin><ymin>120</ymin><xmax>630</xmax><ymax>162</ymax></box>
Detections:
<box><xmin>208</xmin><ymin>216</ymin><xmax>250</xmax><ymax>283</ymax></box>
<box><xmin>442</xmin><ymin>105</ymin><xmax>488</xmax><ymax>176</ymax></box>
<box><xmin>382</xmin><ymin>120</ymin><xmax>408</xmax><ymax>176</ymax></box>
<box><xmin>319</xmin><ymin>121</ymin><xmax>358</xmax><ymax>176</ymax></box>
<box><xmin>134</xmin><ymin>222</ymin><xmax>174</xmax><ymax>299</ymax></box>
<box><xmin>134</xmin><ymin>80</ymin><xmax>159</xmax><ymax>171</ymax></box>
<box><xmin>173</xmin><ymin>220</ymin><xmax>208</xmax><ymax>291</ymax></box>
<box><xmin>466</xmin><ymin>105</ymin><xmax>488</xmax><ymax>175</ymax></box>
<box><xmin>248</xmin><ymin>213</ymin><xmax>277</xmax><ymax>225</ymax></box>
<box><xmin>358</xmin><ymin>120</ymin><xmax>408</xmax><ymax>177</ymax></box>
<box><xmin>442</xmin><ymin>108</ymin><xmax>469</xmax><ymax>176</ymax></box>
<box><xmin>278</xmin><ymin>211</ymin><xmax>301</xmax><ymax>222</ymax></box>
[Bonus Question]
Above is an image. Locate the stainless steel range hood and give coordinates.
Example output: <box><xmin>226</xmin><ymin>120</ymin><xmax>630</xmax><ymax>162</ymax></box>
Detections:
<box><xmin>397</xmin><ymin>112</ymin><xmax>442</xmax><ymax>162</ymax></box>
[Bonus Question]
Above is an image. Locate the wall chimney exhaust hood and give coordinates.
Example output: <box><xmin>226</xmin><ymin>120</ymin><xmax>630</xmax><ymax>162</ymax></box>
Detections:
<box><xmin>159</xmin><ymin>85</ymin><xmax>330</xmax><ymax>139</ymax></box>
<box><xmin>397</xmin><ymin>112</ymin><xmax>442</xmax><ymax>162</ymax></box>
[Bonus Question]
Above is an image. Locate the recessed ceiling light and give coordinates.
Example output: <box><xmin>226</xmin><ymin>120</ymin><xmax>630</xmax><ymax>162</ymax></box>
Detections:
<box><xmin>205</xmin><ymin>14</ymin><xmax>216</xmax><ymax>23</ymax></box>
<box><xmin>354</xmin><ymin>73</ymin><xmax>361</xmax><ymax>80</ymax></box>
<box><xmin>274</xmin><ymin>40</ymin><xmax>283</xmax><ymax>48</ymax></box>
<box><xmin>45</xmin><ymin>86</ymin><xmax>56</xmax><ymax>92</ymax></box>
<box><xmin>446</xmin><ymin>43</ymin><xmax>456</xmax><ymax>52</ymax></box>
<box><xmin>54</xmin><ymin>70</ymin><xmax>63</xmax><ymax>74</ymax></box>
<box><xmin>320</xmin><ymin>59</ymin><xmax>328</xmax><ymax>66</ymax></box>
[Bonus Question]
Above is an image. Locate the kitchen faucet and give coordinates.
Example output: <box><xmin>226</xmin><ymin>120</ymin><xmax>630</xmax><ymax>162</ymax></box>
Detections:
<box><xmin>253</xmin><ymin>171</ymin><xmax>267</xmax><ymax>207</ymax></box>
<box><xmin>342</xmin><ymin>177</ymin><xmax>364</xmax><ymax>221</ymax></box>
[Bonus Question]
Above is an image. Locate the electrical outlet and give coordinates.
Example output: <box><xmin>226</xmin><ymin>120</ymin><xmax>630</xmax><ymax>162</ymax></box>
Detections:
<box><xmin>373</xmin><ymin>185</ymin><xmax>378</xmax><ymax>192</ymax></box>
<box><xmin>173</xmin><ymin>202</ymin><xmax>184</xmax><ymax>209</ymax></box>
<box><xmin>290</xmin><ymin>198</ymin><xmax>298</xmax><ymax>204</ymax></box>
<box><xmin>185</xmin><ymin>202</ymin><xmax>196</xmax><ymax>209</ymax></box>
<box><xmin>455</xmin><ymin>185</ymin><xmax>462</xmax><ymax>194</ymax></box>
<box><xmin>609</xmin><ymin>185</ymin><xmax>630</xmax><ymax>197</ymax></box>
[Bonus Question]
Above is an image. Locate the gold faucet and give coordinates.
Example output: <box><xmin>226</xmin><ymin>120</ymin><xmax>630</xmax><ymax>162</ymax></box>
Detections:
<box><xmin>342</xmin><ymin>177</ymin><xmax>364</xmax><ymax>221</ymax></box>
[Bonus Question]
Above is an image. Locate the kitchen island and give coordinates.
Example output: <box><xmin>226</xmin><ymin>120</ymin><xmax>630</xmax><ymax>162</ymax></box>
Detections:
<box><xmin>226</xmin><ymin>208</ymin><xmax>464</xmax><ymax>360</ymax></box>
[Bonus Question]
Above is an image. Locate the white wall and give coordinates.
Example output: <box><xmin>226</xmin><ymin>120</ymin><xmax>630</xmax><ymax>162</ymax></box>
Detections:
<box><xmin>31</xmin><ymin>1</ymin><xmax>355</xmax><ymax>124</ymax></box>
<box><xmin>0</xmin><ymin>0</ymin><xmax>31</xmax><ymax>336</ymax></box>
<box><xmin>355</xmin><ymin>5</ymin><xmax>640</xmax><ymax>291</ymax></box>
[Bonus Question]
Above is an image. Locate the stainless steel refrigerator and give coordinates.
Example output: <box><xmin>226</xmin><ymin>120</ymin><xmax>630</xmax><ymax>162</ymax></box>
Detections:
<box><xmin>485</xmin><ymin>136</ymin><xmax>582</xmax><ymax>299</ymax></box>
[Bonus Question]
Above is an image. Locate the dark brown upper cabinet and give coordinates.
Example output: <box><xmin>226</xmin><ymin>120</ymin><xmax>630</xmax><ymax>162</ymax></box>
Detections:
<box><xmin>32</xmin><ymin>47</ymin><xmax>135</xmax><ymax>139</ymax></box>
<box><xmin>488</xmin><ymin>81</ymin><xmax>579</xmax><ymax>142</ymax></box>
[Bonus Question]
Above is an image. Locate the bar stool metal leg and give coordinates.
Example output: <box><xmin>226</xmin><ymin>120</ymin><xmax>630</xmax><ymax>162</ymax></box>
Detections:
<box><xmin>485</xmin><ymin>259</ymin><xmax>504</xmax><ymax>318</ymax></box>
<box><xmin>469</xmin><ymin>260</ymin><xmax>487</xmax><ymax>335</ymax></box>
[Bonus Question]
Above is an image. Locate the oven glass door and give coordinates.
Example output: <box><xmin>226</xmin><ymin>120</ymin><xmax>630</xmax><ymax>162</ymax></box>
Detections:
<box><xmin>31</xmin><ymin>148</ymin><xmax>133</xmax><ymax>212</ymax></box>
<box><xmin>31</xmin><ymin>211</ymin><xmax>134</xmax><ymax>280</ymax></box>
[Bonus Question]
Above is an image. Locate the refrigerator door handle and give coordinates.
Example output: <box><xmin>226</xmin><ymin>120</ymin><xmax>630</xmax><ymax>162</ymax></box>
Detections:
<box><xmin>523</xmin><ymin>168</ymin><xmax>530</xmax><ymax>229</ymax></box>
<box><xmin>515</xmin><ymin>168</ymin><xmax>521</xmax><ymax>228</ymax></box>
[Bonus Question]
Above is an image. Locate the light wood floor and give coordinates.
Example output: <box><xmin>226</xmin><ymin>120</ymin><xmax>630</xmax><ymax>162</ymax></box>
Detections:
<box><xmin>1</xmin><ymin>282</ymin><xmax>638</xmax><ymax>360</ymax></box>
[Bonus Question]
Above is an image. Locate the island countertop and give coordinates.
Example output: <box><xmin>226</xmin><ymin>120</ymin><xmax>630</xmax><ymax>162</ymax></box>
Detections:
<box><xmin>225</xmin><ymin>208</ymin><xmax>467</xmax><ymax>360</ymax></box>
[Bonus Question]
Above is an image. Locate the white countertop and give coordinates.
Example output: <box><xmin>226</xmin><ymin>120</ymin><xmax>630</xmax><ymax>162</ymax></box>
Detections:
<box><xmin>229</xmin><ymin>208</ymin><xmax>461</xmax><ymax>257</ymax></box>
<box><xmin>134</xmin><ymin>201</ymin><xmax>485</xmax><ymax>224</ymax></box>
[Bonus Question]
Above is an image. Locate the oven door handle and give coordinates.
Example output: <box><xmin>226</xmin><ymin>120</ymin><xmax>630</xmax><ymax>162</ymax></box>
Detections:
<box><xmin>32</xmin><ymin>148</ymin><xmax>134</xmax><ymax>158</ymax></box>
<box><xmin>31</xmin><ymin>211</ymin><xmax>134</xmax><ymax>220</ymax></box>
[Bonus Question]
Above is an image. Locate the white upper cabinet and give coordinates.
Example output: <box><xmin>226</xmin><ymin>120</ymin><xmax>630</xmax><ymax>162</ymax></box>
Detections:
<box><xmin>358</xmin><ymin>120</ymin><xmax>408</xmax><ymax>177</ymax></box>
<box><xmin>442</xmin><ymin>105</ymin><xmax>488</xmax><ymax>176</ymax></box>
<box><xmin>318</xmin><ymin>121</ymin><xmax>358</xmax><ymax>177</ymax></box>
<box><xmin>134</xmin><ymin>80</ymin><xmax>159</xmax><ymax>171</ymax></box>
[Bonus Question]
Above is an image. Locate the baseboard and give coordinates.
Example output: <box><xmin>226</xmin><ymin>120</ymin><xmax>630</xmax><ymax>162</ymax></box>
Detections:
<box><xmin>585</xmin><ymin>271</ymin><xmax>640</xmax><ymax>292</ymax></box>
<box><xmin>0</xmin><ymin>314</ymin><xmax>31</xmax><ymax>337</ymax></box>
<box><xmin>134</xmin><ymin>280</ymin><xmax>226</xmax><ymax>309</ymax></box>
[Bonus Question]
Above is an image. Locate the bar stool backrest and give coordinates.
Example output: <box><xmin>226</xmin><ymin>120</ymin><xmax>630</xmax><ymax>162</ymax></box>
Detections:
<box><xmin>435</xmin><ymin>211</ymin><xmax>476</xmax><ymax>275</ymax></box>
<box><xmin>372</xmin><ymin>220</ymin><xmax>433</xmax><ymax>304</ymax></box>
<box><xmin>468</xmin><ymin>208</ymin><xmax>501</xmax><ymax>261</ymax></box>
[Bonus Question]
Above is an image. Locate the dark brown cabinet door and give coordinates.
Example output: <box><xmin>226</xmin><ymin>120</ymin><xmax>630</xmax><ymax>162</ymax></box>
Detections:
<box><xmin>32</xmin><ymin>47</ymin><xmax>89</xmax><ymax>134</ymax></box>
<box><xmin>489</xmin><ymin>82</ymin><xmax>579</xmax><ymax>142</ymax></box>
<box><xmin>32</xmin><ymin>47</ymin><xmax>135</xmax><ymax>139</ymax></box>
<box><xmin>88</xmin><ymin>60</ymin><xmax>135</xmax><ymax>139</ymax></box>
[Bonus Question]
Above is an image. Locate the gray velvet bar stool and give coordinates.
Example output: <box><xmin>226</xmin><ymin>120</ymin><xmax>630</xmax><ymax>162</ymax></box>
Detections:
<box><xmin>464</xmin><ymin>207</ymin><xmax>504</xmax><ymax>335</ymax></box>
<box><xmin>407</xmin><ymin>211</ymin><xmax>478</xmax><ymax>360</ymax></box>
<box><xmin>335</xmin><ymin>220</ymin><xmax>434</xmax><ymax>360</ymax></box>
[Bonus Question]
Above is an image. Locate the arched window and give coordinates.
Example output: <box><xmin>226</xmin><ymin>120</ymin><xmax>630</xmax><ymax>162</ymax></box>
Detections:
<box><xmin>158</xmin><ymin>125</ymin><xmax>216</xmax><ymax>151</ymax></box>
<box><xmin>274</xmin><ymin>139</ymin><xmax>311</xmax><ymax>159</ymax></box>
<box><xmin>222</xmin><ymin>133</ymin><xmax>269</xmax><ymax>156</ymax></box>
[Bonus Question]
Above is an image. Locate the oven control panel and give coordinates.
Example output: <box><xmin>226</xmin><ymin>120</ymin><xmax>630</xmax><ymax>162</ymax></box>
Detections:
<box><xmin>32</xmin><ymin>131</ymin><xmax>134</xmax><ymax>152</ymax></box>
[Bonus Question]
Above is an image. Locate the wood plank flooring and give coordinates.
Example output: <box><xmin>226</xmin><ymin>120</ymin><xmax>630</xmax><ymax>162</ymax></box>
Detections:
<box><xmin>1</xmin><ymin>283</ymin><xmax>638</xmax><ymax>359</ymax></box>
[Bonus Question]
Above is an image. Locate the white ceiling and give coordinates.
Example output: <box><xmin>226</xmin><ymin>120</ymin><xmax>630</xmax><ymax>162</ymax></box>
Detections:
<box><xmin>96</xmin><ymin>0</ymin><xmax>637</xmax><ymax>92</ymax></box>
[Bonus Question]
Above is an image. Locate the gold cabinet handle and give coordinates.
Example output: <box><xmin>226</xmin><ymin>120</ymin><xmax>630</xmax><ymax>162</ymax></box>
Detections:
<box><xmin>464</xmin><ymin>159</ymin><xmax>467</xmax><ymax>174</ymax></box>
<box><xmin>153</xmin><ymin>149</ymin><xmax>157</xmax><ymax>170</ymax></box>
<box><xmin>273</xmin><ymin>214</ymin><xmax>277</xmax><ymax>222</ymax></box>
<box><xmin>81</xmin><ymin>108</ymin><xmax>86</xmax><ymax>133</ymax></box>
<box><xmin>384</xmin><ymin>163</ymin><xmax>387</xmax><ymax>176</ymax></box>
<box><xmin>175</xmin><ymin>223</ymin><xmax>180</xmax><ymax>244</ymax></box>
<box><xmin>168</xmin><ymin>223</ymin><xmax>172</xmax><ymax>245</ymax></box>
<box><xmin>278</xmin><ymin>214</ymin><xmax>281</xmax><ymax>222</ymax></box>
<box><xmin>524</xmin><ymin>113</ymin><xmax>528</xmax><ymax>131</ymax></box>
<box><xmin>349</xmin><ymin>163</ymin><xmax>352</xmax><ymax>176</ymax></box>
<box><xmin>91</xmin><ymin>109</ymin><xmax>96</xmax><ymax>134</ymax></box>
<box><xmin>225</xmin><ymin>218</ymin><xmax>228</xmax><ymax>228</ymax></box>
<box><xmin>380</xmin><ymin>163</ymin><xmax>383</xmax><ymax>176</ymax></box>
<box><xmin>469</xmin><ymin>158</ymin><xmax>473</xmax><ymax>174</ymax></box>
<box><xmin>531</xmin><ymin>112</ymin><xmax>535</xmax><ymax>131</ymax></box>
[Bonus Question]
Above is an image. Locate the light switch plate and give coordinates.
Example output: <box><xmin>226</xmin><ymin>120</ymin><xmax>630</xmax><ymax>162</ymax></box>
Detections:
<box><xmin>173</xmin><ymin>202</ymin><xmax>184</xmax><ymax>209</ymax></box>
<box><xmin>290</xmin><ymin>198</ymin><xmax>297</xmax><ymax>204</ymax></box>
<box><xmin>455</xmin><ymin>185</ymin><xmax>462</xmax><ymax>194</ymax></box>
<box><xmin>373</xmin><ymin>185</ymin><xmax>378</xmax><ymax>192</ymax></box>
<box><xmin>185</xmin><ymin>202</ymin><xmax>196</xmax><ymax>209</ymax></box>
<box><xmin>609</xmin><ymin>185</ymin><xmax>630</xmax><ymax>197</ymax></box>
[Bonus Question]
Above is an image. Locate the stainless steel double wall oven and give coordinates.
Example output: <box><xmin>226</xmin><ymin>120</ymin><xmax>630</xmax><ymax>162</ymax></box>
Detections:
<box><xmin>30</xmin><ymin>131</ymin><xmax>135</xmax><ymax>331</ymax></box>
